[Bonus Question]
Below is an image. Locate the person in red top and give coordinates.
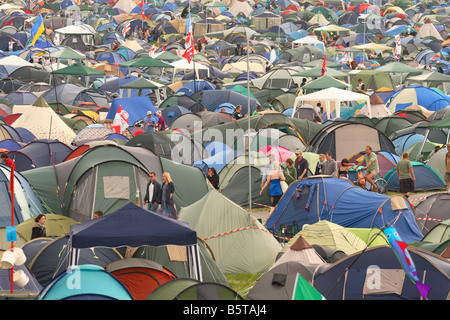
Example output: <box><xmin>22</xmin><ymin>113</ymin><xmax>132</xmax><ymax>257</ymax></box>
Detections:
<box><xmin>156</xmin><ymin>110</ymin><xmax>165</xmax><ymax>131</ymax></box>
<box><xmin>1</xmin><ymin>153</ymin><xmax>15</xmax><ymax>169</ymax></box>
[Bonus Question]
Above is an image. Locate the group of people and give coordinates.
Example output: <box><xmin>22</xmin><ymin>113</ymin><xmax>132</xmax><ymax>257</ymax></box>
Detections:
<box><xmin>257</xmin><ymin>143</ymin><xmax>429</xmax><ymax>215</ymax></box>
<box><xmin>143</xmin><ymin>172</ymin><xmax>177</xmax><ymax>219</ymax></box>
<box><xmin>143</xmin><ymin>110</ymin><xmax>165</xmax><ymax>132</ymax></box>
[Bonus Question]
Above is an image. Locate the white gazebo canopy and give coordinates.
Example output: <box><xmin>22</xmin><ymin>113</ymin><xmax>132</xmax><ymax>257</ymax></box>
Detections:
<box><xmin>293</xmin><ymin>87</ymin><xmax>371</xmax><ymax>118</ymax></box>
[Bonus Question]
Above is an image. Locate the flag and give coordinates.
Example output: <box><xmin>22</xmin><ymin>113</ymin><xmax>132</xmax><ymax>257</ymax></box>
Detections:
<box><xmin>182</xmin><ymin>12</ymin><xmax>194</xmax><ymax>63</ymax></box>
<box><xmin>112</xmin><ymin>106</ymin><xmax>129</xmax><ymax>134</ymax></box>
<box><xmin>321</xmin><ymin>57</ymin><xmax>327</xmax><ymax>76</ymax></box>
<box><xmin>292</xmin><ymin>274</ymin><xmax>325</xmax><ymax>300</ymax></box>
<box><xmin>30</xmin><ymin>15</ymin><xmax>45</xmax><ymax>46</ymax></box>
<box><xmin>122</xmin><ymin>23</ymin><xmax>130</xmax><ymax>37</ymax></box>
<box><xmin>395</xmin><ymin>35</ymin><xmax>401</xmax><ymax>61</ymax></box>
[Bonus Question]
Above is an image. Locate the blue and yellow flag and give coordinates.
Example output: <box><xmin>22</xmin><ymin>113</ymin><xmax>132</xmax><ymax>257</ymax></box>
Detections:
<box><xmin>30</xmin><ymin>15</ymin><xmax>45</xmax><ymax>46</ymax></box>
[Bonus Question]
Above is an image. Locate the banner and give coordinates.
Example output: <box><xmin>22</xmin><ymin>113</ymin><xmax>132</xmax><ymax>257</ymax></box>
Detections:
<box><xmin>112</xmin><ymin>106</ymin><xmax>129</xmax><ymax>134</ymax></box>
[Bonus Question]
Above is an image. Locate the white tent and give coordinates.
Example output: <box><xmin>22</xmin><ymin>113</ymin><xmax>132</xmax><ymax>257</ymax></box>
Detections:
<box><xmin>171</xmin><ymin>59</ymin><xmax>210</xmax><ymax>80</ymax></box>
<box><xmin>11</xmin><ymin>97</ymin><xmax>76</xmax><ymax>145</ymax></box>
<box><xmin>228</xmin><ymin>0</ymin><xmax>254</xmax><ymax>17</ymax></box>
<box><xmin>113</xmin><ymin>0</ymin><xmax>136</xmax><ymax>14</ymax></box>
<box><xmin>0</xmin><ymin>55</ymin><xmax>33</xmax><ymax>74</ymax></box>
<box><xmin>293</xmin><ymin>87</ymin><xmax>371</xmax><ymax>118</ymax></box>
<box><xmin>292</xmin><ymin>36</ymin><xmax>325</xmax><ymax>50</ymax></box>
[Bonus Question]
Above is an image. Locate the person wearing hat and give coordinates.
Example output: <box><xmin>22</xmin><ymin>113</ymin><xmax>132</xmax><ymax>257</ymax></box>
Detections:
<box><xmin>294</xmin><ymin>150</ymin><xmax>308</xmax><ymax>180</ymax></box>
<box><xmin>144</xmin><ymin>111</ymin><xmax>157</xmax><ymax>132</ymax></box>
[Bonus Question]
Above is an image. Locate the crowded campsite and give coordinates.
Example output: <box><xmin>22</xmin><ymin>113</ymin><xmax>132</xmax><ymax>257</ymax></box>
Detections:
<box><xmin>0</xmin><ymin>0</ymin><xmax>448</xmax><ymax>303</ymax></box>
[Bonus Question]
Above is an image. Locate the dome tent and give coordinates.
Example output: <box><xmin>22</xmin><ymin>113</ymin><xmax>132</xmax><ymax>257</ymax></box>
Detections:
<box><xmin>266</xmin><ymin>177</ymin><xmax>423</xmax><ymax>244</ymax></box>
<box><xmin>179</xmin><ymin>189</ymin><xmax>282</xmax><ymax>274</ymax></box>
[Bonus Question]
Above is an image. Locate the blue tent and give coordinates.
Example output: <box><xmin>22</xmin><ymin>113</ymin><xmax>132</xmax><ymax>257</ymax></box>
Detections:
<box><xmin>106</xmin><ymin>96</ymin><xmax>156</xmax><ymax>127</ymax></box>
<box><xmin>0</xmin><ymin>164</ymin><xmax>44</xmax><ymax>227</ymax></box>
<box><xmin>193</xmin><ymin>149</ymin><xmax>243</xmax><ymax>174</ymax></box>
<box><xmin>37</xmin><ymin>265</ymin><xmax>133</xmax><ymax>300</ymax></box>
<box><xmin>383</xmin><ymin>162</ymin><xmax>446</xmax><ymax>192</ymax></box>
<box><xmin>161</xmin><ymin>105</ymin><xmax>191</xmax><ymax>127</ymax></box>
<box><xmin>313</xmin><ymin>246</ymin><xmax>450</xmax><ymax>300</ymax></box>
<box><xmin>266</xmin><ymin>177</ymin><xmax>423</xmax><ymax>244</ymax></box>
<box><xmin>176</xmin><ymin>80</ymin><xmax>216</xmax><ymax>96</ymax></box>
<box><xmin>386</xmin><ymin>86</ymin><xmax>450</xmax><ymax>112</ymax></box>
<box><xmin>8</xmin><ymin>139</ymin><xmax>73</xmax><ymax>172</ymax></box>
<box><xmin>100</xmin><ymin>76</ymin><xmax>151</xmax><ymax>98</ymax></box>
<box><xmin>392</xmin><ymin>133</ymin><xmax>426</xmax><ymax>155</ymax></box>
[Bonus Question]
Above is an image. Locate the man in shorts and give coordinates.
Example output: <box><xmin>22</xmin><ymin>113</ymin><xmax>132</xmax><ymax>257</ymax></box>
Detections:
<box><xmin>396</xmin><ymin>152</ymin><xmax>415</xmax><ymax>198</ymax></box>
<box><xmin>356</xmin><ymin>145</ymin><xmax>379</xmax><ymax>191</ymax></box>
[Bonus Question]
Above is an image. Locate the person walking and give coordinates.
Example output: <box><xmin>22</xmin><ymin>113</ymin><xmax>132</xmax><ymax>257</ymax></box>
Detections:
<box><xmin>396</xmin><ymin>152</ymin><xmax>415</xmax><ymax>198</ymax></box>
<box><xmin>144</xmin><ymin>172</ymin><xmax>162</xmax><ymax>212</ymax></box>
<box><xmin>260</xmin><ymin>161</ymin><xmax>286</xmax><ymax>216</ymax></box>
<box><xmin>161</xmin><ymin>172</ymin><xmax>176</xmax><ymax>218</ymax></box>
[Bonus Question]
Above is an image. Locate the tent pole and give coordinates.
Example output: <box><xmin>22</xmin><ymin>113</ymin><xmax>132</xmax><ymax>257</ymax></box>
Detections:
<box><xmin>416</xmin><ymin>128</ymin><xmax>430</xmax><ymax>161</ymax></box>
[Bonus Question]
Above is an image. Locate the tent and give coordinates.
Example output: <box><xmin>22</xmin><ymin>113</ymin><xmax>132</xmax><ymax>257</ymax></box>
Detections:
<box><xmin>69</xmin><ymin>202</ymin><xmax>202</xmax><ymax>280</ymax></box>
<box><xmin>179</xmin><ymin>189</ymin><xmax>282</xmax><ymax>274</ymax></box>
<box><xmin>27</xmin><ymin>235</ymin><xmax>122</xmax><ymax>287</ymax></box>
<box><xmin>412</xmin><ymin>193</ymin><xmax>450</xmax><ymax>237</ymax></box>
<box><xmin>11</xmin><ymin>97</ymin><xmax>76</xmax><ymax>145</ymax></box>
<box><xmin>16</xmin><ymin>213</ymin><xmax>78</xmax><ymax>242</ymax></box>
<box><xmin>305</xmin><ymin>122</ymin><xmax>396</xmax><ymax>162</ymax></box>
<box><xmin>0</xmin><ymin>164</ymin><xmax>44</xmax><ymax>228</ymax></box>
<box><xmin>293</xmin><ymin>87</ymin><xmax>371</xmax><ymax>118</ymax></box>
<box><xmin>265</xmin><ymin>177</ymin><xmax>423</xmax><ymax>244</ymax></box>
<box><xmin>386</xmin><ymin>86</ymin><xmax>450</xmax><ymax>113</ymax></box>
<box><xmin>37</xmin><ymin>264</ymin><xmax>133</xmax><ymax>300</ymax></box>
<box><xmin>383</xmin><ymin>162</ymin><xmax>446</xmax><ymax>192</ymax></box>
<box><xmin>106</xmin><ymin>96</ymin><xmax>157</xmax><ymax>128</ymax></box>
<box><xmin>313</xmin><ymin>246</ymin><xmax>450</xmax><ymax>300</ymax></box>
<box><xmin>22</xmin><ymin>144</ymin><xmax>154</xmax><ymax>220</ymax></box>
<box><xmin>147</xmin><ymin>278</ymin><xmax>243</xmax><ymax>300</ymax></box>
<box><xmin>104</xmin><ymin>258</ymin><xmax>177</xmax><ymax>300</ymax></box>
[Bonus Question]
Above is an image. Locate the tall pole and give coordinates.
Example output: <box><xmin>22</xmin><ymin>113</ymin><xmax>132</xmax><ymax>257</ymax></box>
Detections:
<box><xmin>247</xmin><ymin>34</ymin><xmax>252</xmax><ymax>214</ymax></box>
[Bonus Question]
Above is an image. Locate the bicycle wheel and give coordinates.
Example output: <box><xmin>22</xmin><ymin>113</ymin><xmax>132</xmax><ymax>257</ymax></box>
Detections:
<box><xmin>374</xmin><ymin>178</ymin><xmax>388</xmax><ymax>194</ymax></box>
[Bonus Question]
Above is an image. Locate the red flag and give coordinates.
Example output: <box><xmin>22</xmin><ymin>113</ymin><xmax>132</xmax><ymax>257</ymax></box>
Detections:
<box><xmin>321</xmin><ymin>57</ymin><xmax>327</xmax><ymax>77</ymax></box>
<box><xmin>163</xmin><ymin>44</ymin><xmax>166</xmax><ymax>51</ymax></box>
<box><xmin>182</xmin><ymin>31</ymin><xmax>194</xmax><ymax>63</ymax></box>
<box><xmin>122</xmin><ymin>23</ymin><xmax>130</xmax><ymax>37</ymax></box>
<box><xmin>112</xmin><ymin>106</ymin><xmax>129</xmax><ymax>134</ymax></box>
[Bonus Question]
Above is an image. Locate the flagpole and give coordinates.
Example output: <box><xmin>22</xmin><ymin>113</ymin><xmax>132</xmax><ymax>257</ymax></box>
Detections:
<box><xmin>247</xmin><ymin>34</ymin><xmax>252</xmax><ymax>215</ymax></box>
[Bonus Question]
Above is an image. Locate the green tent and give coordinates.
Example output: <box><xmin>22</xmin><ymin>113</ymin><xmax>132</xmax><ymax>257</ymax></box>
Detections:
<box><xmin>119</xmin><ymin>56</ymin><xmax>173</xmax><ymax>68</ymax></box>
<box><xmin>347</xmin><ymin>228</ymin><xmax>389</xmax><ymax>247</ymax></box>
<box><xmin>292</xmin><ymin>274</ymin><xmax>325</xmax><ymax>300</ymax></box>
<box><xmin>350</xmin><ymin>70</ymin><xmax>396</xmax><ymax>91</ymax></box>
<box><xmin>16</xmin><ymin>214</ymin><xmax>78</xmax><ymax>242</ymax></box>
<box><xmin>154</xmin><ymin>51</ymin><xmax>182</xmax><ymax>61</ymax></box>
<box><xmin>179</xmin><ymin>189</ymin><xmax>282</xmax><ymax>274</ymax></box>
<box><xmin>43</xmin><ymin>47</ymin><xmax>86</xmax><ymax>60</ymax></box>
<box><xmin>376</xmin><ymin>61</ymin><xmax>423</xmax><ymax>75</ymax></box>
<box><xmin>51</xmin><ymin>62</ymin><xmax>105</xmax><ymax>76</ymax></box>
<box><xmin>293</xmin><ymin>66</ymin><xmax>348</xmax><ymax>78</ymax></box>
<box><xmin>301</xmin><ymin>75</ymin><xmax>350</xmax><ymax>91</ymax></box>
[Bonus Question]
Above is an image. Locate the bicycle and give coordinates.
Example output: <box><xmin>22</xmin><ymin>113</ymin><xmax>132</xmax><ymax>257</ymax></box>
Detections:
<box><xmin>353</xmin><ymin>166</ymin><xmax>388</xmax><ymax>194</ymax></box>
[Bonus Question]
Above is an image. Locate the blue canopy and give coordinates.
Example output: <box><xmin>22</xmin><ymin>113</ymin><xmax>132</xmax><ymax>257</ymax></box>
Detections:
<box><xmin>70</xmin><ymin>202</ymin><xmax>197</xmax><ymax>249</ymax></box>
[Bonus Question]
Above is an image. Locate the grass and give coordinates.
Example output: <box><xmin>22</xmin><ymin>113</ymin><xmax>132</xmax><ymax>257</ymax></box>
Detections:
<box><xmin>225</xmin><ymin>273</ymin><xmax>262</xmax><ymax>299</ymax></box>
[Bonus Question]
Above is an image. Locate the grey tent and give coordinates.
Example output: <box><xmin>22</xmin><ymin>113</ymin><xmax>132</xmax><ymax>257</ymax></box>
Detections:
<box><xmin>414</xmin><ymin>193</ymin><xmax>450</xmax><ymax>237</ymax></box>
<box><xmin>245</xmin><ymin>261</ymin><xmax>325</xmax><ymax>300</ymax></box>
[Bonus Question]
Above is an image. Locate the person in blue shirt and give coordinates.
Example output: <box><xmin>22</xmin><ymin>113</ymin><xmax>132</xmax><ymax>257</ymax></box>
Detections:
<box><xmin>144</xmin><ymin>111</ymin><xmax>157</xmax><ymax>132</ymax></box>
